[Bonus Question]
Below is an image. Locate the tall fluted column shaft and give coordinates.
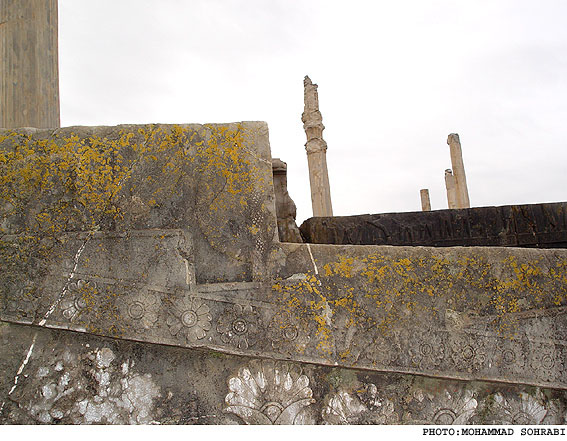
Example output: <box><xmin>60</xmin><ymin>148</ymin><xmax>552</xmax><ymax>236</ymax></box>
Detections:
<box><xmin>420</xmin><ymin>189</ymin><xmax>431</xmax><ymax>211</ymax></box>
<box><xmin>1</xmin><ymin>0</ymin><xmax>60</xmax><ymax>129</ymax></box>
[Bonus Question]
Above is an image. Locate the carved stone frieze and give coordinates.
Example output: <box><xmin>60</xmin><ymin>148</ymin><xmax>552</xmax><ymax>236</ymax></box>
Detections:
<box><xmin>1</xmin><ymin>234</ymin><xmax>567</xmax><ymax>389</ymax></box>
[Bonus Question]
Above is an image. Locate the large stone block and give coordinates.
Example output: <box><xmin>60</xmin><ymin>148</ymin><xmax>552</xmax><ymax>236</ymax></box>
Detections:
<box><xmin>300</xmin><ymin>203</ymin><xmax>567</xmax><ymax>248</ymax></box>
<box><xmin>0</xmin><ymin>123</ymin><xmax>278</xmax><ymax>285</ymax></box>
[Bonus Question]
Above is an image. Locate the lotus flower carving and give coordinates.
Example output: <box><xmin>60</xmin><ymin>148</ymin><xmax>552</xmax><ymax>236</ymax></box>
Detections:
<box><xmin>224</xmin><ymin>360</ymin><xmax>315</xmax><ymax>424</ymax></box>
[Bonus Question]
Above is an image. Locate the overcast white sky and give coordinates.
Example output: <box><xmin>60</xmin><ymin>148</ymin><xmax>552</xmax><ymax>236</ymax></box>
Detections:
<box><xmin>58</xmin><ymin>0</ymin><xmax>567</xmax><ymax>224</ymax></box>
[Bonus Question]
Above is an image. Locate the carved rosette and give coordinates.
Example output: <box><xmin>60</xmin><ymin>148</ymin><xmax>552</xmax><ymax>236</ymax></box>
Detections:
<box><xmin>449</xmin><ymin>334</ymin><xmax>486</xmax><ymax>373</ymax></box>
<box><xmin>529</xmin><ymin>343</ymin><xmax>561</xmax><ymax>383</ymax></box>
<box><xmin>322</xmin><ymin>383</ymin><xmax>399</xmax><ymax>425</ymax></box>
<box><xmin>60</xmin><ymin>279</ymin><xmax>97</xmax><ymax>322</ymax></box>
<box><xmin>408</xmin><ymin>329</ymin><xmax>445</xmax><ymax>370</ymax></box>
<box><xmin>120</xmin><ymin>290</ymin><xmax>159</xmax><ymax>330</ymax></box>
<box><xmin>363</xmin><ymin>332</ymin><xmax>401</xmax><ymax>367</ymax></box>
<box><xmin>3</xmin><ymin>280</ymin><xmax>37</xmax><ymax>320</ymax></box>
<box><xmin>267</xmin><ymin>311</ymin><xmax>299</xmax><ymax>350</ymax></box>
<box><xmin>216</xmin><ymin>304</ymin><xmax>261</xmax><ymax>350</ymax></box>
<box><xmin>224</xmin><ymin>360</ymin><xmax>315</xmax><ymax>424</ymax></box>
<box><xmin>167</xmin><ymin>296</ymin><xmax>211</xmax><ymax>342</ymax></box>
<box><xmin>494</xmin><ymin>338</ymin><xmax>526</xmax><ymax>376</ymax></box>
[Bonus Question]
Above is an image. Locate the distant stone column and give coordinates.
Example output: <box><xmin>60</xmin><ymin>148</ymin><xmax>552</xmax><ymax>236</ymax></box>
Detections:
<box><xmin>302</xmin><ymin>76</ymin><xmax>333</xmax><ymax>217</ymax></box>
<box><xmin>1</xmin><ymin>0</ymin><xmax>60</xmax><ymax>128</ymax></box>
<box><xmin>420</xmin><ymin>189</ymin><xmax>431</xmax><ymax>211</ymax></box>
<box><xmin>444</xmin><ymin>169</ymin><xmax>458</xmax><ymax>209</ymax></box>
<box><xmin>447</xmin><ymin>133</ymin><xmax>470</xmax><ymax>208</ymax></box>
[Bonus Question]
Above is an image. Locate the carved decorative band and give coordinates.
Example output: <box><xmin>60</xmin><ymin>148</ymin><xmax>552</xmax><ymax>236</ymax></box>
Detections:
<box><xmin>1</xmin><ymin>276</ymin><xmax>566</xmax><ymax>390</ymax></box>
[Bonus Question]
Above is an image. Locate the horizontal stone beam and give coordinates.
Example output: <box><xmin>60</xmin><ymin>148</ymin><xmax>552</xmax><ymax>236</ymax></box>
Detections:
<box><xmin>300</xmin><ymin>202</ymin><xmax>567</xmax><ymax>248</ymax></box>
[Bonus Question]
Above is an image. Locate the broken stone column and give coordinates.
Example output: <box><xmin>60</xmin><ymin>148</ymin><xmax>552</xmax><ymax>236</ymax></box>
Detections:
<box><xmin>447</xmin><ymin>133</ymin><xmax>470</xmax><ymax>208</ymax></box>
<box><xmin>445</xmin><ymin>169</ymin><xmax>458</xmax><ymax>209</ymax></box>
<box><xmin>0</xmin><ymin>0</ymin><xmax>60</xmax><ymax>128</ymax></box>
<box><xmin>420</xmin><ymin>189</ymin><xmax>431</xmax><ymax>211</ymax></box>
<box><xmin>301</xmin><ymin>76</ymin><xmax>333</xmax><ymax>217</ymax></box>
<box><xmin>272</xmin><ymin>158</ymin><xmax>303</xmax><ymax>243</ymax></box>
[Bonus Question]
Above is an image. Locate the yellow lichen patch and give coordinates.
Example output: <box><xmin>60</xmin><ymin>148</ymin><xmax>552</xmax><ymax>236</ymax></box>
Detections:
<box><xmin>1</xmin><ymin>122</ymin><xmax>272</xmax><ymax>317</ymax></box>
<box><xmin>271</xmin><ymin>249</ymin><xmax>567</xmax><ymax>350</ymax></box>
<box><xmin>323</xmin><ymin>256</ymin><xmax>355</xmax><ymax>278</ymax></box>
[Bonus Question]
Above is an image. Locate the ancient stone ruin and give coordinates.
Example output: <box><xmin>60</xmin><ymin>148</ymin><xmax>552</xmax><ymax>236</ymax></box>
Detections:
<box><xmin>300</xmin><ymin>202</ymin><xmax>567</xmax><ymax>248</ymax></box>
<box><xmin>302</xmin><ymin>76</ymin><xmax>333</xmax><ymax>218</ymax></box>
<box><xmin>1</xmin><ymin>1</ymin><xmax>566</xmax><ymax>426</ymax></box>
<box><xmin>2</xmin><ymin>123</ymin><xmax>567</xmax><ymax>425</ymax></box>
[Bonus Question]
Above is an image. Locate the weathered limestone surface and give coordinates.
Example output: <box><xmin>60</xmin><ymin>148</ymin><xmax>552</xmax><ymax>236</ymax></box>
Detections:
<box><xmin>420</xmin><ymin>189</ymin><xmax>431</xmax><ymax>212</ymax></box>
<box><xmin>1</xmin><ymin>124</ymin><xmax>566</xmax><ymax>424</ymax></box>
<box><xmin>272</xmin><ymin>158</ymin><xmax>302</xmax><ymax>243</ymax></box>
<box><xmin>447</xmin><ymin>134</ymin><xmax>470</xmax><ymax>209</ymax></box>
<box><xmin>300</xmin><ymin>202</ymin><xmax>567</xmax><ymax>248</ymax></box>
<box><xmin>302</xmin><ymin>76</ymin><xmax>333</xmax><ymax>217</ymax></box>
<box><xmin>1</xmin><ymin>322</ymin><xmax>565</xmax><ymax>424</ymax></box>
<box><xmin>0</xmin><ymin>0</ymin><xmax>60</xmax><ymax>128</ymax></box>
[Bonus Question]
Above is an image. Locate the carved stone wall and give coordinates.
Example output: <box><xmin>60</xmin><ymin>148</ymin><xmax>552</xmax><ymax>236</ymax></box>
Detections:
<box><xmin>1</xmin><ymin>323</ymin><xmax>565</xmax><ymax>425</ymax></box>
<box><xmin>1</xmin><ymin>124</ymin><xmax>566</xmax><ymax>424</ymax></box>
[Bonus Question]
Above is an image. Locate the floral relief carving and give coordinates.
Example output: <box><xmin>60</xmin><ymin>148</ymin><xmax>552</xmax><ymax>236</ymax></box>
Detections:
<box><xmin>407</xmin><ymin>388</ymin><xmax>477</xmax><ymax>424</ymax></box>
<box><xmin>216</xmin><ymin>304</ymin><xmax>261</xmax><ymax>350</ymax></box>
<box><xmin>362</xmin><ymin>332</ymin><xmax>401</xmax><ymax>367</ymax></box>
<box><xmin>121</xmin><ymin>290</ymin><xmax>159</xmax><ymax>330</ymax></box>
<box><xmin>61</xmin><ymin>279</ymin><xmax>97</xmax><ymax>321</ymax></box>
<box><xmin>529</xmin><ymin>343</ymin><xmax>560</xmax><ymax>382</ymax></box>
<box><xmin>224</xmin><ymin>360</ymin><xmax>315</xmax><ymax>424</ymax></box>
<box><xmin>267</xmin><ymin>311</ymin><xmax>299</xmax><ymax>350</ymax></box>
<box><xmin>3</xmin><ymin>280</ymin><xmax>37</xmax><ymax>320</ymax></box>
<box><xmin>322</xmin><ymin>383</ymin><xmax>399</xmax><ymax>425</ymax></box>
<box><xmin>408</xmin><ymin>329</ymin><xmax>445</xmax><ymax>370</ymax></box>
<box><xmin>17</xmin><ymin>346</ymin><xmax>160</xmax><ymax>424</ymax></box>
<box><xmin>494</xmin><ymin>339</ymin><xmax>526</xmax><ymax>375</ymax></box>
<box><xmin>322</xmin><ymin>389</ymin><xmax>366</xmax><ymax>424</ymax></box>
<box><xmin>449</xmin><ymin>334</ymin><xmax>486</xmax><ymax>373</ymax></box>
<box><xmin>167</xmin><ymin>296</ymin><xmax>211</xmax><ymax>342</ymax></box>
